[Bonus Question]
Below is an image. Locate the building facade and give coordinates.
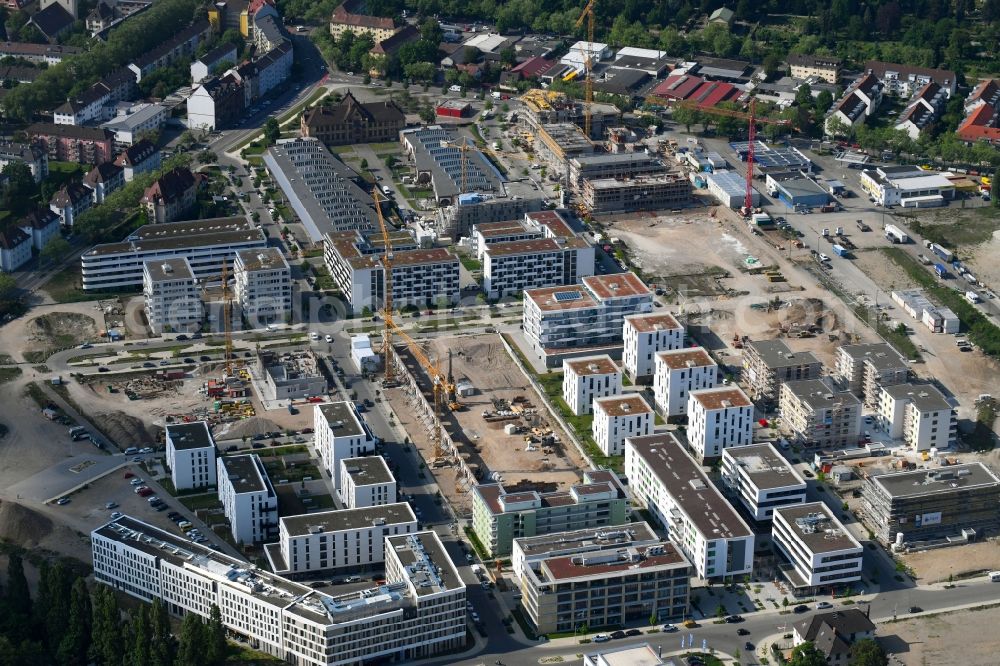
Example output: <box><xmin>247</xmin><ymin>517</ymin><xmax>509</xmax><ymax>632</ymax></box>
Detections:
<box><xmin>742</xmin><ymin>339</ymin><xmax>823</xmax><ymax>403</ymax></box>
<box><xmin>779</xmin><ymin>378</ymin><xmax>862</xmax><ymax>448</ymax></box>
<box><xmin>874</xmin><ymin>383</ymin><xmax>956</xmax><ymax>451</ymax></box>
<box><xmin>787</xmin><ymin>54</ymin><xmax>841</xmax><ymax>83</ymax></box>
<box><xmin>233</xmin><ymin>247</ymin><xmax>292</xmax><ymax>325</ymax></box>
<box><xmin>652</xmin><ymin>347</ymin><xmax>717</xmax><ymax>418</ymax></box>
<box><xmin>338</xmin><ymin>455</ymin><xmax>396</xmax><ymax>509</ymax></box>
<box><xmin>28</xmin><ymin>123</ymin><xmax>114</xmax><ymax>165</ymax></box>
<box><xmin>687</xmin><ymin>386</ymin><xmax>753</xmax><ymax>460</ymax></box>
<box><xmin>143</xmin><ymin>257</ymin><xmax>203</xmax><ymax>335</ymax></box>
<box><xmin>622</xmin><ymin>313</ymin><xmax>684</xmax><ymax>383</ymax></box>
<box><xmin>165</xmin><ymin>421</ymin><xmax>217</xmax><ymax>490</ymax></box>
<box><xmin>581</xmin><ymin>173</ymin><xmax>691</xmax><ymax>213</ymax></box>
<box><xmin>561</xmin><ymin>355</ymin><xmax>622</xmax><ymax>416</ymax></box>
<box><xmin>835</xmin><ymin>343</ymin><xmax>908</xmax><ymax>407</ymax></box>
<box><xmin>772</xmin><ymin>503</ymin><xmax>863</xmax><ymax>593</ymax></box>
<box><xmin>592</xmin><ymin>394</ymin><xmax>653</xmax><ymax>456</ymax></box>
<box><xmin>721</xmin><ymin>443</ymin><xmax>807</xmax><ymax>521</ymax></box>
<box><xmin>482</xmin><ymin>237</ymin><xmax>594</xmax><ymax>300</ymax></box>
<box><xmin>142</xmin><ymin>167</ymin><xmax>197</xmax><ymax>224</ymax></box>
<box><xmin>217</xmin><ymin>454</ymin><xmax>278</xmax><ymax>544</ymax></box>
<box><xmin>300</xmin><ymin>91</ymin><xmax>405</xmax><ymax>146</ymax></box>
<box><xmin>314</xmin><ymin>402</ymin><xmax>376</xmax><ymax>488</ymax></box>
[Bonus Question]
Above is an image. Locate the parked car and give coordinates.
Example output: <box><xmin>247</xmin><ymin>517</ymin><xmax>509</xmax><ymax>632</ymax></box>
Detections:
<box><xmin>625</xmin><ymin>629</ymin><xmax>642</xmax><ymax>637</ymax></box>
<box><xmin>105</xmin><ymin>501</ymin><xmax>118</xmax><ymax>509</ymax></box>
<box><xmin>908</xmin><ymin>606</ymin><xmax>923</xmax><ymax>613</ymax></box>
<box><xmin>56</xmin><ymin>497</ymin><xmax>70</xmax><ymax>505</ymax></box>
<box><xmin>130</xmin><ymin>478</ymin><xmax>143</xmax><ymax>486</ymax></box>
<box><xmin>610</xmin><ymin>631</ymin><xmax>626</xmax><ymax>639</ymax></box>
<box><xmin>110</xmin><ymin>512</ymin><xmax>123</xmax><ymax>520</ymax></box>
<box><xmin>794</xmin><ymin>605</ymin><xmax>809</xmax><ymax>614</ymax></box>
<box><xmin>139</xmin><ymin>447</ymin><xmax>154</xmax><ymax>454</ymax></box>
<box><xmin>593</xmin><ymin>635</ymin><xmax>610</xmax><ymax>643</ymax></box>
<box><xmin>661</xmin><ymin>624</ymin><xmax>678</xmax><ymax>633</ymax></box>
<box><xmin>124</xmin><ymin>447</ymin><xmax>139</xmax><ymax>455</ymax></box>
<box><xmin>816</xmin><ymin>601</ymin><xmax>833</xmax><ymax>609</ymax></box>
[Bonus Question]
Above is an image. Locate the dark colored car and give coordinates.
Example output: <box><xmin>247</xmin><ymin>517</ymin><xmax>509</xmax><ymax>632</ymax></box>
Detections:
<box><xmin>610</xmin><ymin>631</ymin><xmax>626</xmax><ymax>640</ymax></box>
<box><xmin>745</xmin><ymin>641</ymin><xmax>754</xmax><ymax>651</ymax></box>
<box><xmin>625</xmin><ymin>629</ymin><xmax>642</xmax><ymax>637</ymax></box>
<box><xmin>176</xmin><ymin>334</ymin><xmax>188</xmax><ymax>341</ymax></box>
<box><xmin>98</xmin><ymin>366</ymin><xmax>110</xmax><ymax>372</ymax></box>
<box><xmin>737</xmin><ymin>628</ymin><xmax>750</xmax><ymax>636</ymax></box>
<box><xmin>142</xmin><ymin>362</ymin><xmax>155</xmax><ymax>368</ymax></box>
<box><xmin>909</xmin><ymin>606</ymin><xmax>923</xmax><ymax>613</ymax></box>
<box><xmin>200</xmin><ymin>355</ymin><xmax>211</xmax><ymax>362</ymax></box>
<box><xmin>252</xmin><ymin>443</ymin><xmax>265</xmax><ymax>449</ymax></box>
<box><xmin>184</xmin><ymin>358</ymin><xmax>195</xmax><ymax>364</ymax></box>
<box><xmin>191</xmin><ymin>332</ymin><xmax>203</xmax><ymax>339</ymax></box>
<box><xmin>794</xmin><ymin>605</ymin><xmax>809</xmax><ymax>614</ymax></box>
<box><xmin>225</xmin><ymin>444</ymin><xmax>238</xmax><ymax>452</ymax></box>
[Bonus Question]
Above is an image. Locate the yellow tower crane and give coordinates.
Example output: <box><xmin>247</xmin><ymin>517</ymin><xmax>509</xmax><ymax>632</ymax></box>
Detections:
<box><xmin>388</xmin><ymin>323</ymin><xmax>454</xmax><ymax>459</ymax></box>
<box><xmin>575</xmin><ymin>0</ymin><xmax>597</xmax><ymax>138</ymax></box>
<box><xmin>198</xmin><ymin>259</ymin><xmax>235</xmax><ymax>375</ymax></box>
<box><xmin>372</xmin><ymin>184</ymin><xmax>395</xmax><ymax>385</ymax></box>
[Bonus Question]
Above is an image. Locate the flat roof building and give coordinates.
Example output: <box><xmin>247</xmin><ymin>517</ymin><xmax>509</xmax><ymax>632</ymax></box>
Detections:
<box><xmin>81</xmin><ymin>216</ymin><xmax>267</xmax><ymax>291</ymax></box>
<box><xmin>400</xmin><ymin>126</ymin><xmax>505</xmax><ymax>205</ymax></box>
<box><xmin>874</xmin><ymin>382</ymin><xmax>956</xmax><ymax>452</ymax></box>
<box><xmin>623</xmin><ymin>312</ymin><xmax>684</xmax><ymax>384</ymax></box>
<box><xmin>584</xmin><ymin>644</ymin><xmax>679</xmax><ymax>666</ymax></box>
<box><xmin>861</xmin><ymin>463</ymin><xmax>1000</xmax><ymax>546</ymax></box>
<box><xmin>706</xmin><ymin>170</ymin><xmax>761</xmax><ymax>209</ymax></box>
<box><xmin>859</xmin><ymin>166</ymin><xmax>956</xmax><ymax>208</ymax></box>
<box><xmin>165</xmin><ymin>422</ymin><xmax>216</xmax><ymax>490</ymax></box>
<box><xmin>314</xmin><ymin>401</ymin><xmax>375</xmax><ymax>487</ymax></box>
<box><xmin>94</xmin><ymin>516</ymin><xmax>465</xmax><ymax>665</ymax></box>
<box><xmin>483</xmin><ymin>236</ymin><xmax>595</xmax><ymax>301</ymax></box>
<box><xmin>581</xmin><ymin>173</ymin><xmax>691</xmax><ymax>214</ymax></box>
<box><xmin>143</xmin><ymin>257</ymin><xmax>202</xmax><ymax>335</ymax></box>
<box><xmin>510</xmin><ymin>522</ymin><xmax>660</xmax><ymax>583</ymax></box>
<box><xmin>217</xmin><ymin>453</ymin><xmax>277</xmax><ymax>544</ymax></box>
<box><xmin>562</xmin><ymin>355</ymin><xmax>622</xmax><ymax>416</ymax></box>
<box><xmin>835</xmin><ymin>343</ymin><xmax>909</xmax><ymax>407</ymax></box>
<box><xmin>592</xmin><ymin>394</ymin><xmax>654</xmax><ymax>456</ymax></box>
<box><xmin>267</xmin><ymin>502</ymin><xmax>418</xmax><ymax>575</ymax></box>
<box><xmin>687</xmin><ymin>386</ymin><xmax>754</xmax><ymax>460</ymax></box>
<box><xmin>255</xmin><ymin>349</ymin><xmax>328</xmax><ymax>402</ymax></box>
<box><xmin>569</xmin><ymin>152</ymin><xmax>666</xmax><ymax>190</ymax></box>
<box><xmin>653</xmin><ymin>347</ymin><xmax>717</xmax><ymax>417</ymax></box>
<box><xmin>233</xmin><ymin>247</ymin><xmax>291</xmax><ymax>326</ymax></box>
<box><xmin>523</xmin><ymin>272</ymin><xmax>653</xmax><ymax>367</ymax></box>
<box><xmin>742</xmin><ymin>339</ymin><xmax>823</xmax><ymax>403</ymax></box>
<box><xmin>721</xmin><ymin>443</ymin><xmax>807</xmax><ymax>521</ymax></box>
<box><xmin>772</xmin><ymin>503</ymin><xmax>862</xmax><ymax>592</ymax></box>
<box><xmin>625</xmin><ymin>433</ymin><xmax>754</xmax><ymax>580</ymax></box>
<box><xmin>339</xmin><ymin>455</ymin><xmax>396</xmax><ymax>509</ymax></box>
<box><xmin>779</xmin><ymin>378</ymin><xmax>862</xmax><ymax>449</ymax></box>
<box><xmin>472</xmin><ymin>470</ymin><xmax>629</xmax><ymax>557</ymax></box>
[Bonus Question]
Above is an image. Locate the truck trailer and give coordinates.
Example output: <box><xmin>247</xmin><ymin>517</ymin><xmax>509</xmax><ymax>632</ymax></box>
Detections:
<box><xmin>929</xmin><ymin>243</ymin><xmax>954</xmax><ymax>263</ymax></box>
<box><xmin>832</xmin><ymin>244</ymin><xmax>849</xmax><ymax>257</ymax></box>
<box><xmin>885</xmin><ymin>224</ymin><xmax>909</xmax><ymax>244</ymax></box>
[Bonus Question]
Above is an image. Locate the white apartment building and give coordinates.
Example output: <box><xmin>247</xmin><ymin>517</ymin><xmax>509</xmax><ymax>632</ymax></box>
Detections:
<box><xmin>592</xmin><ymin>394</ymin><xmax>653</xmax><ymax>456</ymax></box>
<box><xmin>93</xmin><ymin>516</ymin><xmax>466</xmax><ymax>666</ymax></box>
<box><xmin>779</xmin><ymin>378</ymin><xmax>863</xmax><ymax>449</ymax></box>
<box><xmin>653</xmin><ymin>347</ymin><xmax>717</xmax><ymax>417</ymax></box>
<box><xmin>625</xmin><ymin>433</ymin><xmax>755</xmax><ymax>580</ymax></box>
<box><xmin>482</xmin><ymin>236</ymin><xmax>594</xmax><ymax>300</ymax></box>
<box><xmin>835</xmin><ymin>343</ymin><xmax>908</xmax><ymax>407</ymax></box>
<box><xmin>217</xmin><ymin>454</ymin><xmax>278</xmax><ymax>545</ymax></box>
<box><xmin>265</xmin><ymin>503</ymin><xmax>417</xmax><ymax>575</ymax></box>
<box><xmin>314</xmin><ymin>401</ymin><xmax>375</xmax><ymax>489</ymax></box>
<box><xmin>875</xmin><ymin>383</ymin><xmax>957</xmax><ymax>452</ymax></box>
<box><xmin>562</xmin><ymin>355</ymin><xmax>621</xmax><ymax>416</ymax></box>
<box><xmin>143</xmin><ymin>258</ymin><xmax>203</xmax><ymax>335</ymax></box>
<box><xmin>339</xmin><ymin>455</ymin><xmax>396</xmax><ymax>509</ymax></box>
<box><xmin>100</xmin><ymin>103</ymin><xmax>168</xmax><ymax>148</ymax></box>
<box><xmin>772</xmin><ymin>503</ymin><xmax>863</xmax><ymax>592</ymax></box>
<box><xmin>523</xmin><ymin>272</ymin><xmax>653</xmax><ymax>367</ymax></box>
<box><xmin>721</xmin><ymin>443</ymin><xmax>807</xmax><ymax>521</ymax></box>
<box><xmin>687</xmin><ymin>386</ymin><xmax>754</xmax><ymax>460</ymax></box>
<box><xmin>81</xmin><ymin>216</ymin><xmax>268</xmax><ymax>291</ymax></box>
<box><xmin>233</xmin><ymin>247</ymin><xmax>292</xmax><ymax>325</ymax></box>
<box><xmin>165</xmin><ymin>421</ymin><xmax>217</xmax><ymax>490</ymax></box>
<box><xmin>622</xmin><ymin>312</ymin><xmax>684</xmax><ymax>383</ymax></box>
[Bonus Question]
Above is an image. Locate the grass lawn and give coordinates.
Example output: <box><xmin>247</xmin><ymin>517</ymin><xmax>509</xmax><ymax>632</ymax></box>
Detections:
<box><xmin>330</xmin><ymin>145</ymin><xmax>355</xmax><ymax>155</ymax></box>
<box><xmin>179</xmin><ymin>493</ymin><xmax>223</xmax><ymax>512</ymax></box>
<box><xmin>905</xmin><ymin>206</ymin><xmax>1000</xmax><ymax>249</ymax></box>
<box><xmin>43</xmin><ymin>265</ymin><xmax>134</xmax><ymax>304</ymax></box>
<box><xmin>459</xmin><ymin>255</ymin><xmax>482</xmax><ymax>272</ymax></box>
<box><xmin>48</xmin><ymin>161</ymin><xmax>86</xmax><ymax>188</ymax></box>
<box><xmin>0</xmin><ymin>367</ymin><xmax>22</xmax><ymax>384</ymax></box>
<box><xmin>535</xmin><ymin>371</ymin><xmax>624</xmax><ymax>472</ymax></box>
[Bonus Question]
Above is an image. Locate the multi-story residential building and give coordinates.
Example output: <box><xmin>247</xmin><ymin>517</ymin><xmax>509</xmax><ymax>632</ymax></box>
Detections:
<box><xmin>127</xmin><ymin>20</ymin><xmax>212</xmax><ymax>82</ymax></box>
<box><xmin>27</xmin><ymin>123</ymin><xmax>114</xmax><ymax>165</ymax></box>
<box><xmin>49</xmin><ymin>181</ymin><xmax>93</xmax><ymax>227</ymax></box>
<box><xmin>165</xmin><ymin>421</ymin><xmax>217</xmax><ymax>490</ymax></box>
<box><xmin>249</xmin><ymin>41</ymin><xmax>293</xmax><ymax>101</ymax></box>
<box><xmin>742</xmin><ymin>339</ymin><xmax>823</xmax><ymax>403</ymax></box>
<box><xmin>0</xmin><ymin>41</ymin><xmax>82</xmax><ymax>64</ymax></box>
<box><xmin>652</xmin><ymin>347</ymin><xmax>717</xmax><ymax>418</ymax></box>
<box><xmin>687</xmin><ymin>386</ymin><xmax>753</xmax><ymax>460</ymax></box>
<box><xmin>562</xmin><ymin>355</ymin><xmax>621</xmax><ymax>416</ymax></box>
<box><xmin>0</xmin><ymin>228</ymin><xmax>32</xmax><ymax>272</ymax></box>
<box><xmin>721</xmin><ymin>443</ymin><xmax>807</xmax><ymax>521</ymax></box>
<box><xmin>482</xmin><ymin>237</ymin><xmax>595</xmax><ymax>300</ymax></box>
<box><xmin>264</xmin><ymin>138</ymin><xmax>378</xmax><ymax>243</ymax></box>
<box><xmin>625</xmin><ymin>433</ymin><xmax>755</xmax><ymax>580</ymax></box>
<box><xmin>82</xmin><ymin>161</ymin><xmax>125</xmax><ymax>204</ymax></box>
<box><xmin>93</xmin><ymin>517</ymin><xmax>466</xmax><ymax>666</ymax></box>
<box><xmin>265</xmin><ymin>502</ymin><xmax>417</xmax><ymax>575</ymax></box>
<box><xmin>581</xmin><ymin>172</ymin><xmax>691</xmax><ymax>213</ymax></box>
<box><xmin>894</xmin><ymin>81</ymin><xmax>948</xmax><ymax>139</ymax></box>
<box><xmin>865</xmin><ymin>60</ymin><xmax>956</xmax><ymax>98</ymax></box>
<box><xmin>437</xmin><ymin>193</ymin><xmax>544</xmax><ymax>240</ymax></box>
<box><xmin>253</xmin><ymin>13</ymin><xmax>285</xmax><ymax>53</ymax></box>
<box><xmin>622</xmin><ymin>312</ymin><xmax>684</xmax><ymax>384</ymax></box>
<box><xmin>314</xmin><ymin>401</ymin><xmax>376</xmax><ymax>488</ymax></box>
<box><xmin>793</xmin><ymin>609</ymin><xmax>877</xmax><ymax>666</ymax></box>
<box><xmin>874</xmin><ymin>382</ymin><xmax>956</xmax><ymax>451</ymax></box>
<box><xmin>0</xmin><ymin>141</ymin><xmax>48</xmax><ymax>183</ymax></box>
<box><xmin>339</xmin><ymin>455</ymin><xmax>396</xmax><ymax>509</ymax></box>
<box><xmin>779</xmin><ymin>378</ymin><xmax>862</xmax><ymax>448</ymax></box>
<box><xmin>81</xmin><ymin>216</ymin><xmax>267</xmax><ymax>291</ymax></box>
<box><xmin>592</xmin><ymin>394</ymin><xmax>653</xmax><ymax>456</ymax></box>
<box><xmin>825</xmin><ymin>72</ymin><xmax>884</xmax><ymax>136</ymax></box>
<box><xmin>301</xmin><ymin>91</ymin><xmax>405</xmax><ymax>146</ymax></box>
<box><xmin>100</xmin><ymin>103</ymin><xmax>169</xmax><ymax>148</ymax></box>
<box><xmin>520</xmin><ymin>539</ymin><xmax>691</xmax><ymax>634</ymax></box>
<box><xmin>323</xmin><ymin>230</ymin><xmax>460</xmax><ymax>312</ymax></box>
<box><xmin>17</xmin><ymin>208</ymin><xmax>60</xmax><ymax>251</ymax></box>
<box><xmin>787</xmin><ymin>53</ymin><xmax>841</xmax><ymax>84</ymax></box>
<box><xmin>142</xmin><ymin>258</ymin><xmax>203</xmax><ymax>335</ymax></box>
<box><xmin>568</xmin><ymin>152</ymin><xmax>667</xmax><ymax>190</ymax></box>
<box><xmin>860</xmin><ymin>463</ymin><xmax>1000</xmax><ymax>546</ymax></box>
<box><xmin>52</xmin><ymin>70</ymin><xmax>136</xmax><ymax>126</ymax></box>
<box><xmin>471</xmin><ymin>470</ymin><xmax>629</xmax><ymax>557</ymax></box>
<box><xmin>233</xmin><ymin>247</ymin><xmax>291</xmax><ymax>325</ymax></box>
<box><xmin>114</xmin><ymin>139</ymin><xmax>160</xmax><ymax>182</ymax></box>
<box><xmin>216</xmin><ymin>453</ymin><xmax>278</xmax><ymax>544</ymax></box>
<box><xmin>772</xmin><ymin>503</ymin><xmax>863</xmax><ymax>593</ymax></box>
<box><xmin>957</xmin><ymin>78</ymin><xmax>1000</xmax><ymax>144</ymax></box>
<box><xmin>329</xmin><ymin>0</ymin><xmax>397</xmax><ymax>42</ymax></box>
<box><xmin>187</xmin><ymin>72</ymin><xmax>246</xmax><ymax>131</ymax></box>
<box><xmin>523</xmin><ymin>272</ymin><xmax>654</xmax><ymax>367</ymax></box>
<box><xmin>190</xmin><ymin>42</ymin><xmax>238</xmax><ymax>83</ymax></box>
<box><xmin>510</xmin><ymin>522</ymin><xmax>661</xmax><ymax>584</ymax></box>
<box><xmin>835</xmin><ymin>343</ymin><xmax>908</xmax><ymax>407</ymax></box>
<box><xmin>142</xmin><ymin>167</ymin><xmax>197</xmax><ymax>224</ymax></box>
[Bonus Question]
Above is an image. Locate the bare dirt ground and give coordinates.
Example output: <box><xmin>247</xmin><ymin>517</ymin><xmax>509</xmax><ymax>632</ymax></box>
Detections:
<box><xmin>387</xmin><ymin>333</ymin><xmax>587</xmax><ymax>518</ymax></box>
<box><xmin>901</xmin><ymin>541</ymin><xmax>1000</xmax><ymax>584</ymax></box>
<box><xmin>968</xmin><ymin>229</ymin><xmax>1000</xmax><ymax>294</ymax></box>
<box><xmin>884</xmin><ymin>605</ymin><xmax>1000</xmax><ymax>665</ymax></box>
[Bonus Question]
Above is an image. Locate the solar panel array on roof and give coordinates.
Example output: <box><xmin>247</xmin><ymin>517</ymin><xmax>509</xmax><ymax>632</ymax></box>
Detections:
<box><xmin>554</xmin><ymin>290</ymin><xmax>583</xmax><ymax>302</ymax></box>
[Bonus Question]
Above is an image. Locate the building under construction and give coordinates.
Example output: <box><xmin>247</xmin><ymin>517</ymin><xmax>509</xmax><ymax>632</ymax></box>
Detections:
<box><xmin>518</xmin><ymin>89</ymin><xmax>621</xmax><ymax>139</ymax></box>
<box><xmin>532</xmin><ymin>123</ymin><xmax>594</xmax><ymax>182</ymax></box>
<box><xmin>255</xmin><ymin>349</ymin><xmax>327</xmax><ymax>401</ymax></box>
<box><xmin>581</xmin><ymin>172</ymin><xmax>691</xmax><ymax>214</ymax></box>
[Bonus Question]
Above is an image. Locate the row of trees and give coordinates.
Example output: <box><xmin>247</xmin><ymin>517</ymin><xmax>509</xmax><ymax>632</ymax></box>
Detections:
<box><xmin>0</xmin><ymin>552</ymin><xmax>230</xmax><ymax>666</ymax></box>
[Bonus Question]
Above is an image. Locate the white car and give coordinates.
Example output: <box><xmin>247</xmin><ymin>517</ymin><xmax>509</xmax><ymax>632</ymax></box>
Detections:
<box><xmin>816</xmin><ymin>601</ymin><xmax>834</xmax><ymax>609</ymax></box>
<box><xmin>324</xmin><ymin>334</ymin><xmax>333</xmax><ymax>343</ymax></box>
<box><xmin>449</xmin><ymin>84</ymin><xmax>462</xmax><ymax>92</ymax></box>
<box><xmin>661</xmin><ymin>623</ymin><xmax>678</xmax><ymax>633</ymax></box>
<box><xmin>594</xmin><ymin>634</ymin><xmax>611</xmax><ymax>643</ymax></box>
<box><xmin>818</xmin><ymin>253</ymin><xmax>831</xmax><ymax>263</ymax></box>
<box><xmin>310</xmin><ymin>331</ymin><xmax>319</xmax><ymax>340</ymax></box>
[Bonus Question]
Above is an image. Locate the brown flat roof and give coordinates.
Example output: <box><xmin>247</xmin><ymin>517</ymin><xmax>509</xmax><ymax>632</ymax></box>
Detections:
<box><xmin>527</xmin><ymin>210</ymin><xmax>576</xmax><ymax>237</ymax></box>
<box><xmin>656</xmin><ymin>347</ymin><xmax>715</xmax><ymax>370</ymax></box>
<box><xmin>564</xmin><ymin>355</ymin><xmax>619</xmax><ymax>376</ymax></box>
<box><xmin>525</xmin><ymin>285</ymin><xmax>598</xmax><ymax>312</ymax></box>
<box><xmin>627</xmin><ymin>433</ymin><xmax>753</xmax><ymax>539</ymax></box>
<box><xmin>475</xmin><ymin>220</ymin><xmax>532</xmax><ymax>237</ymax></box>
<box><xmin>390</xmin><ymin>247</ymin><xmax>458</xmax><ymax>267</ymax></box>
<box><xmin>541</xmin><ymin>542</ymin><xmax>688</xmax><ymax>581</ymax></box>
<box><xmin>582</xmin><ymin>272</ymin><xmax>650</xmax><ymax>300</ymax></box>
<box><xmin>626</xmin><ymin>312</ymin><xmax>682</xmax><ymax>333</ymax></box>
<box><xmin>594</xmin><ymin>394</ymin><xmax>652</xmax><ymax>417</ymax></box>
<box><xmin>691</xmin><ymin>386</ymin><xmax>751</xmax><ymax>410</ymax></box>
<box><xmin>485</xmin><ymin>238</ymin><xmax>563</xmax><ymax>257</ymax></box>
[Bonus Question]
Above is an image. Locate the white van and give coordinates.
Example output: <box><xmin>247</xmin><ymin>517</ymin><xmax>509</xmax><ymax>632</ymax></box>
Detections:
<box><xmin>381</xmin><ymin>185</ymin><xmax>392</xmax><ymax>196</ymax></box>
<box><xmin>990</xmin><ymin>571</ymin><xmax>1000</xmax><ymax>582</ymax></box>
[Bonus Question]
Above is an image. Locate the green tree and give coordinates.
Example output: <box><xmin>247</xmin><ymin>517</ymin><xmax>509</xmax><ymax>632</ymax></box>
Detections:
<box><xmin>360</xmin><ymin>158</ymin><xmax>369</xmax><ymax>170</ymax></box>
<box><xmin>127</xmin><ymin>605</ymin><xmax>152</xmax><ymax>666</ymax></box>
<box><xmin>264</xmin><ymin>117</ymin><xmax>280</xmax><ymax>145</ymax></box>
<box><xmin>176</xmin><ymin>612</ymin><xmax>206</xmax><ymax>666</ymax></box>
<box><xmin>57</xmin><ymin>578</ymin><xmax>92</xmax><ymax>666</ymax></box>
<box><xmin>89</xmin><ymin>585</ymin><xmax>122</xmax><ymax>666</ymax></box>
<box><xmin>205</xmin><ymin>603</ymin><xmax>227</xmax><ymax>665</ymax></box>
<box><xmin>850</xmin><ymin>638</ymin><xmax>888</xmax><ymax>666</ymax></box>
<box><xmin>6</xmin><ymin>553</ymin><xmax>31</xmax><ymax>622</ymax></box>
<box><xmin>403</xmin><ymin>61</ymin><xmax>435</xmax><ymax>82</ymax></box>
<box><xmin>2</xmin><ymin>162</ymin><xmax>35</xmax><ymax>199</ymax></box>
<box><xmin>36</xmin><ymin>560</ymin><xmax>72</xmax><ymax>653</ymax></box>
<box><xmin>149</xmin><ymin>598</ymin><xmax>174</xmax><ymax>666</ymax></box>
<box><xmin>672</xmin><ymin>105</ymin><xmax>701</xmax><ymax>132</ymax></box>
<box><xmin>789</xmin><ymin>641</ymin><xmax>829</xmax><ymax>666</ymax></box>
<box><xmin>40</xmin><ymin>236</ymin><xmax>70</xmax><ymax>266</ymax></box>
